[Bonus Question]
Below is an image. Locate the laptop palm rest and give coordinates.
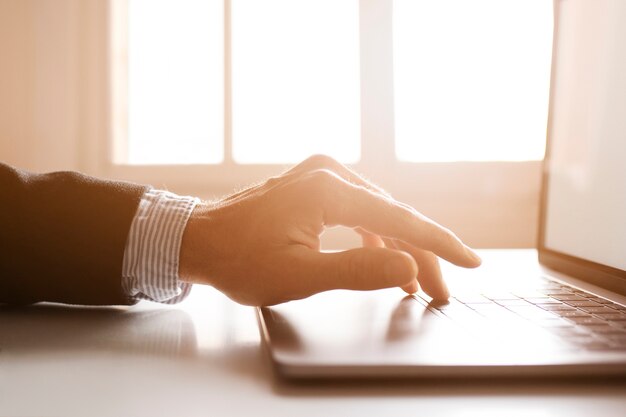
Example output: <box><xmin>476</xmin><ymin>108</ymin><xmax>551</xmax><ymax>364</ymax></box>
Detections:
<box><xmin>258</xmin><ymin>288</ymin><xmax>626</xmax><ymax>379</ymax></box>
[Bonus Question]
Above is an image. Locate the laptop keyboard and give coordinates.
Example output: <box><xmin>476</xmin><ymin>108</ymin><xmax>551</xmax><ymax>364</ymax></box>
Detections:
<box><xmin>422</xmin><ymin>278</ymin><xmax>626</xmax><ymax>352</ymax></box>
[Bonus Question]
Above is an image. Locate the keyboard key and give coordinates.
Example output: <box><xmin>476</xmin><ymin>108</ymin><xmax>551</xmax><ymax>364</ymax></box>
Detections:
<box><xmin>468</xmin><ymin>304</ymin><xmax>521</xmax><ymax>321</ymax></box>
<box><xmin>441</xmin><ymin>307</ymin><xmax>482</xmax><ymax>322</ymax></box>
<box><xmin>506</xmin><ymin>306</ymin><xmax>557</xmax><ymax>320</ymax></box>
<box><xmin>512</xmin><ymin>291</ymin><xmax>549</xmax><ymax>299</ymax></box>
<box><xmin>494</xmin><ymin>299</ymin><xmax>531</xmax><ymax>307</ymax></box>
<box><xmin>536</xmin><ymin>318</ymin><xmax>574</xmax><ymax>328</ymax></box>
<box><xmin>480</xmin><ymin>292</ymin><xmax>519</xmax><ymax>300</ymax></box>
<box><xmin>603</xmin><ymin>314</ymin><xmax>626</xmax><ymax>321</ymax></box>
<box><xmin>557</xmin><ymin>311</ymin><xmax>593</xmax><ymax>318</ymax></box>
<box><xmin>577</xmin><ymin>291</ymin><xmax>596</xmax><ymax>297</ymax></box>
<box><xmin>606</xmin><ymin>335</ymin><xmax>626</xmax><ymax>344</ymax></box>
<box><xmin>433</xmin><ymin>300</ymin><xmax>475</xmax><ymax>312</ymax></box>
<box><xmin>585</xmin><ymin>326</ymin><xmax>624</xmax><ymax>335</ymax></box>
<box><xmin>566</xmin><ymin>336</ymin><xmax>597</xmax><ymax>346</ymax></box>
<box><xmin>550</xmin><ymin>327</ymin><xmax>590</xmax><ymax>337</ymax></box>
<box><xmin>565</xmin><ymin>300</ymin><xmax>600</xmax><ymax>307</ymax></box>
<box><xmin>587</xmin><ymin>298</ymin><xmax>614</xmax><ymax>305</ymax></box>
<box><xmin>539</xmin><ymin>289</ymin><xmax>574</xmax><ymax>296</ymax></box>
<box><xmin>539</xmin><ymin>304</ymin><xmax>576</xmax><ymax>312</ymax></box>
<box><xmin>609</xmin><ymin>321</ymin><xmax>626</xmax><ymax>329</ymax></box>
<box><xmin>526</xmin><ymin>298</ymin><xmax>561</xmax><ymax>305</ymax></box>
<box><xmin>565</xmin><ymin>317</ymin><xmax>606</xmax><ymax>326</ymax></box>
<box><xmin>582</xmin><ymin>323</ymin><xmax>614</xmax><ymax>332</ymax></box>
<box><xmin>467</xmin><ymin>304</ymin><xmax>504</xmax><ymax>313</ymax></box>
<box><xmin>452</xmin><ymin>295</ymin><xmax>491</xmax><ymax>304</ymax></box>
<box><xmin>582</xmin><ymin>341</ymin><xmax>614</xmax><ymax>351</ymax></box>
<box><xmin>552</xmin><ymin>295</ymin><xmax>587</xmax><ymax>302</ymax></box>
<box><xmin>579</xmin><ymin>306</ymin><xmax>618</xmax><ymax>315</ymax></box>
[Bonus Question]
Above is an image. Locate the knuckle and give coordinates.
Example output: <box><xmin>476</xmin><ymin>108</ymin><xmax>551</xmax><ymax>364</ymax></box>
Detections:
<box><xmin>264</xmin><ymin>175</ymin><xmax>282</xmax><ymax>187</ymax></box>
<box><xmin>306</xmin><ymin>169</ymin><xmax>339</xmax><ymax>191</ymax></box>
<box><xmin>304</xmin><ymin>154</ymin><xmax>340</xmax><ymax>171</ymax></box>
<box><xmin>443</xmin><ymin>228</ymin><xmax>461</xmax><ymax>247</ymax></box>
<box><xmin>431</xmin><ymin>224</ymin><xmax>458</xmax><ymax>248</ymax></box>
<box><xmin>396</xmin><ymin>203</ymin><xmax>416</xmax><ymax>224</ymax></box>
<box><xmin>235</xmin><ymin>292</ymin><xmax>279</xmax><ymax>307</ymax></box>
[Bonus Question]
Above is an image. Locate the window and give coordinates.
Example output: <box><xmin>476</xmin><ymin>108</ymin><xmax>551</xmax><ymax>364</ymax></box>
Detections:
<box><xmin>117</xmin><ymin>0</ymin><xmax>552</xmax><ymax>167</ymax></box>
<box><xmin>394</xmin><ymin>0</ymin><xmax>552</xmax><ymax>162</ymax></box>
<box><xmin>125</xmin><ymin>0</ymin><xmax>223</xmax><ymax>164</ymax></box>
<box><xmin>231</xmin><ymin>0</ymin><xmax>361</xmax><ymax>163</ymax></box>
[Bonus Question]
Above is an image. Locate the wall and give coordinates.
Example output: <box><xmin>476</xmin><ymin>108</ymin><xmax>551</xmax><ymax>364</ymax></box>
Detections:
<box><xmin>0</xmin><ymin>0</ymin><xmax>81</xmax><ymax>172</ymax></box>
<box><xmin>0</xmin><ymin>0</ymin><xmax>540</xmax><ymax>249</ymax></box>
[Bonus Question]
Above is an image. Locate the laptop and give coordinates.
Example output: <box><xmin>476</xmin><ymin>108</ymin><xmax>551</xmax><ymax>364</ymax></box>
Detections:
<box><xmin>256</xmin><ymin>0</ymin><xmax>626</xmax><ymax>379</ymax></box>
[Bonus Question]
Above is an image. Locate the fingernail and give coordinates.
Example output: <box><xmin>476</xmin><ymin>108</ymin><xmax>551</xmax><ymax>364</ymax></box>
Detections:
<box><xmin>465</xmin><ymin>246</ymin><xmax>482</xmax><ymax>265</ymax></box>
<box><xmin>440</xmin><ymin>283</ymin><xmax>450</xmax><ymax>300</ymax></box>
<box><xmin>402</xmin><ymin>279</ymin><xmax>419</xmax><ymax>295</ymax></box>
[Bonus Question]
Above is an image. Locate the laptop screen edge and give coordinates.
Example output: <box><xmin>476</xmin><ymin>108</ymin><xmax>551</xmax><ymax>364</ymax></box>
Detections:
<box><xmin>537</xmin><ymin>0</ymin><xmax>626</xmax><ymax>296</ymax></box>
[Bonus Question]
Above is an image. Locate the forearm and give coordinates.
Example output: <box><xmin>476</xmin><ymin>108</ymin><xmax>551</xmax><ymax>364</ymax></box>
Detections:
<box><xmin>0</xmin><ymin>163</ymin><xmax>147</xmax><ymax>305</ymax></box>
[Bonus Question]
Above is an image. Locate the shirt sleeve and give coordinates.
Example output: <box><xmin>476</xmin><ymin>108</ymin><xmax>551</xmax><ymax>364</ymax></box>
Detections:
<box><xmin>121</xmin><ymin>189</ymin><xmax>200</xmax><ymax>304</ymax></box>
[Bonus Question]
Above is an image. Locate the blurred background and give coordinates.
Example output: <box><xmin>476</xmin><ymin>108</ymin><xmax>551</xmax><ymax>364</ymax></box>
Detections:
<box><xmin>0</xmin><ymin>0</ymin><xmax>553</xmax><ymax>248</ymax></box>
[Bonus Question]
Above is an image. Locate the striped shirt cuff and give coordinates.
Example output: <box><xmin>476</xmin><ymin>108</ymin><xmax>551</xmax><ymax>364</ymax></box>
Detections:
<box><xmin>122</xmin><ymin>189</ymin><xmax>200</xmax><ymax>304</ymax></box>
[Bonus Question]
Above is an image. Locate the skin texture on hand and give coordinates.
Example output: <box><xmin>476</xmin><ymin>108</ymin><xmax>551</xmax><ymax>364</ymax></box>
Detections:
<box><xmin>179</xmin><ymin>155</ymin><xmax>481</xmax><ymax>306</ymax></box>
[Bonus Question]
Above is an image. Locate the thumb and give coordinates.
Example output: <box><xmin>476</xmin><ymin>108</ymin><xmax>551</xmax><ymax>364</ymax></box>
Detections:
<box><xmin>308</xmin><ymin>247</ymin><xmax>418</xmax><ymax>293</ymax></box>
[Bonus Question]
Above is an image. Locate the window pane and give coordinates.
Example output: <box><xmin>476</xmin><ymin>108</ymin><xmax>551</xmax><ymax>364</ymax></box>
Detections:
<box><xmin>393</xmin><ymin>0</ymin><xmax>553</xmax><ymax>162</ymax></box>
<box><xmin>127</xmin><ymin>0</ymin><xmax>223</xmax><ymax>164</ymax></box>
<box><xmin>232</xmin><ymin>0</ymin><xmax>360</xmax><ymax>164</ymax></box>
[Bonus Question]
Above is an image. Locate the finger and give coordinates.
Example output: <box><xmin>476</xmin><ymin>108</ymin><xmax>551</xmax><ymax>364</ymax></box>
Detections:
<box><xmin>295</xmin><ymin>246</ymin><xmax>418</xmax><ymax>295</ymax></box>
<box><xmin>358</xmin><ymin>230</ymin><xmax>417</xmax><ymax>293</ymax></box>
<box><xmin>311</xmin><ymin>171</ymin><xmax>482</xmax><ymax>268</ymax></box>
<box><xmin>401</xmin><ymin>278</ymin><xmax>420</xmax><ymax>295</ymax></box>
<box><xmin>390</xmin><ymin>239</ymin><xmax>448</xmax><ymax>300</ymax></box>
<box><xmin>356</xmin><ymin>227</ymin><xmax>385</xmax><ymax>248</ymax></box>
<box><xmin>382</xmin><ymin>238</ymin><xmax>420</xmax><ymax>295</ymax></box>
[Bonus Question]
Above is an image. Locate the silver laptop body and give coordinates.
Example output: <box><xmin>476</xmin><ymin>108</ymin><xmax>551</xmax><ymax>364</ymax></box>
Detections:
<box><xmin>257</xmin><ymin>0</ymin><xmax>626</xmax><ymax>379</ymax></box>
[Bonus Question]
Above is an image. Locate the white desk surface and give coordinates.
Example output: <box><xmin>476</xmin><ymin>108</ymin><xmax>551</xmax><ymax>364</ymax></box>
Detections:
<box><xmin>1</xmin><ymin>250</ymin><xmax>625</xmax><ymax>417</ymax></box>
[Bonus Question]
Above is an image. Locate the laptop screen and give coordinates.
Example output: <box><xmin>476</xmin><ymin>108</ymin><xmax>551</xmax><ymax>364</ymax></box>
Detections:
<box><xmin>542</xmin><ymin>0</ymin><xmax>626</xmax><ymax>275</ymax></box>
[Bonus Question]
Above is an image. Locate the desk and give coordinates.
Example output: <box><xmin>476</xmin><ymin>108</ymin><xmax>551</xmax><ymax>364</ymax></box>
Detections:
<box><xmin>1</xmin><ymin>250</ymin><xmax>625</xmax><ymax>416</ymax></box>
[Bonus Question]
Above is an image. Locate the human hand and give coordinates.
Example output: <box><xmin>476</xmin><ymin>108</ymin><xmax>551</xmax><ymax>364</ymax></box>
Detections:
<box><xmin>179</xmin><ymin>155</ymin><xmax>481</xmax><ymax>306</ymax></box>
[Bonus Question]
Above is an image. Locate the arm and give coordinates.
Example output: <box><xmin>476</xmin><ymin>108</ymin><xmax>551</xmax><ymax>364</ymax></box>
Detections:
<box><xmin>0</xmin><ymin>162</ymin><xmax>147</xmax><ymax>305</ymax></box>
<box><xmin>0</xmin><ymin>155</ymin><xmax>480</xmax><ymax>307</ymax></box>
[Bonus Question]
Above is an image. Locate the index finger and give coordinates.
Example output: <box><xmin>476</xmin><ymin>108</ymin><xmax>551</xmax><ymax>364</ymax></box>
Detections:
<box><xmin>317</xmin><ymin>172</ymin><xmax>481</xmax><ymax>268</ymax></box>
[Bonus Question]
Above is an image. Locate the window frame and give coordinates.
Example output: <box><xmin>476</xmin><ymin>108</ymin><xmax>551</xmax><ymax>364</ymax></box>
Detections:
<box><xmin>80</xmin><ymin>0</ymin><xmax>545</xmax><ymax>247</ymax></box>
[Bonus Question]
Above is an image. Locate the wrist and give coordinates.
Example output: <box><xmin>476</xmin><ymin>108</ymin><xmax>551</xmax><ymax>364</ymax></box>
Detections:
<box><xmin>179</xmin><ymin>202</ymin><xmax>217</xmax><ymax>285</ymax></box>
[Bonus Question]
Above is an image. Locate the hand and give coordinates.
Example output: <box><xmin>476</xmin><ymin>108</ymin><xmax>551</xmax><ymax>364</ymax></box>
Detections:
<box><xmin>179</xmin><ymin>155</ymin><xmax>481</xmax><ymax>306</ymax></box>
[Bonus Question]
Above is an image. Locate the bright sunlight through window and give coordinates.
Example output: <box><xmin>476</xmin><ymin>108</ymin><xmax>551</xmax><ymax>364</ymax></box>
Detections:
<box><xmin>393</xmin><ymin>0</ymin><xmax>553</xmax><ymax>162</ymax></box>
<box><xmin>231</xmin><ymin>0</ymin><xmax>361</xmax><ymax>164</ymax></box>
<box><xmin>127</xmin><ymin>0</ymin><xmax>223</xmax><ymax>164</ymax></box>
<box><xmin>124</xmin><ymin>0</ymin><xmax>553</xmax><ymax>166</ymax></box>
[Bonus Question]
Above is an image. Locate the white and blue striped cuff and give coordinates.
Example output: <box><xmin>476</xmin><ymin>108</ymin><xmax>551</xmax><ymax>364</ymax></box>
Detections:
<box><xmin>122</xmin><ymin>189</ymin><xmax>200</xmax><ymax>304</ymax></box>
